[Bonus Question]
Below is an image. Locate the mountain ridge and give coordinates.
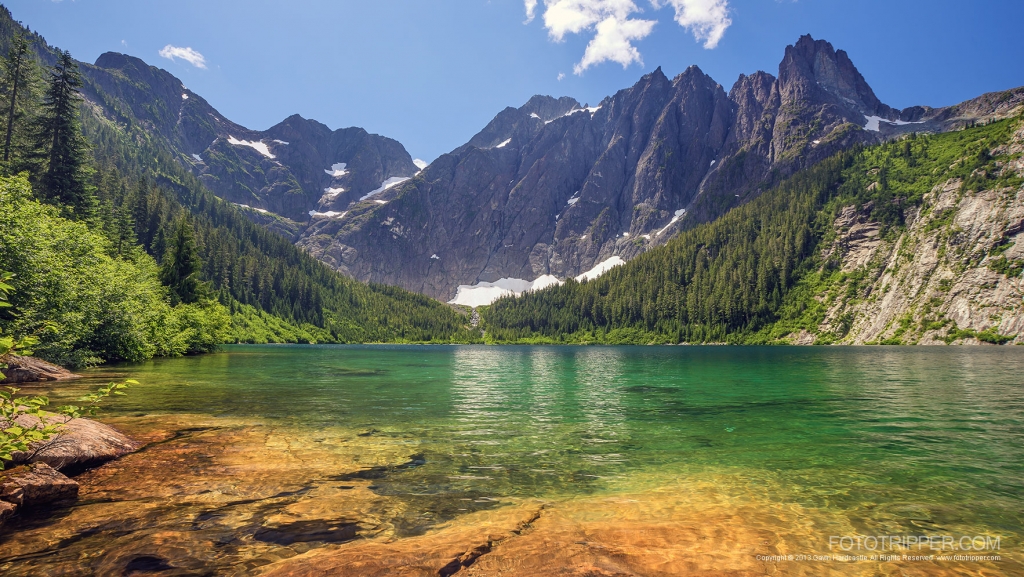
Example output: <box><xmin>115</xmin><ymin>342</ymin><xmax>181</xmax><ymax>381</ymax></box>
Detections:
<box><xmin>295</xmin><ymin>35</ymin><xmax>1024</xmax><ymax>301</ymax></box>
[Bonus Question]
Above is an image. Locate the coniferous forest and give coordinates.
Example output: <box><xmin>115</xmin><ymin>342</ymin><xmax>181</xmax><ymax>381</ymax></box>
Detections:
<box><xmin>0</xmin><ymin>18</ymin><xmax>480</xmax><ymax>368</ymax></box>
<box><xmin>482</xmin><ymin>118</ymin><xmax>1024</xmax><ymax>344</ymax></box>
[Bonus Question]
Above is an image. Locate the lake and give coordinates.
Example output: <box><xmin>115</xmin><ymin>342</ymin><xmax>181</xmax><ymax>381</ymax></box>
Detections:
<box><xmin>1</xmin><ymin>345</ymin><xmax>1022</xmax><ymax>575</ymax></box>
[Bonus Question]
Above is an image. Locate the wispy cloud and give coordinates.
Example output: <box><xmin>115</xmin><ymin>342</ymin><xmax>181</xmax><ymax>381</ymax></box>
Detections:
<box><xmin>524</xmin><ymin>0</ymin><xmax>730</xmax><ymax>73</ymax></box>
<box><xmin>651</xmin><ymin>0</ymin><xmax>731</xmax><ymax>48</ymax></box>
<box><xmin>158</xmin><ymin>45</ymin><xmax>207</xmax><ymax>69</ymax></box>
<box><xmin>525</xmin><ymin>0</ymin><xmax>538</xmax><ymax>22</ymax></box>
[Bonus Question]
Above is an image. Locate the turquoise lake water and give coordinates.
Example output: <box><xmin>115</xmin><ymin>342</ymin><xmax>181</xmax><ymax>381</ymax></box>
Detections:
<box><xmin>2</xmin><ymin>345</ymin><xmax>1022</xmax><ymax>574</ymax></box>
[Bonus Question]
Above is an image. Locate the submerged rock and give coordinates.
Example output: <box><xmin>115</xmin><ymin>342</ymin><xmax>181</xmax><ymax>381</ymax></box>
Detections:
<box><xmin>10</xmin><ymin>415</ymin><xmax>141</xmax><ymax>473</ymax></box>
<box><xmin>253</xmin><ymin>519</ymin><xmax>360</xmax><ymax>545</ymax></box>
<box><xmin>0</xmin><ymin>355</ymin><xmax>80</xmax><ymax>384</ymax></box>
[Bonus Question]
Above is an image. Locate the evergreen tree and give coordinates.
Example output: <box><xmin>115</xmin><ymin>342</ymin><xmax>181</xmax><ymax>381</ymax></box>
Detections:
<box><xmin>33</xmin><ymin>50</ymin><xmax>94</xmax><ymax>216</ymax></box>
<box><xmin>160</xmin><ymin>218</ymin><xmax>204</xmax><ymax>305</ymax></box>
<box><xmin>1</xmin><ymin>33</ymin><xmax>37</xmax><ymax>165</ymax></box>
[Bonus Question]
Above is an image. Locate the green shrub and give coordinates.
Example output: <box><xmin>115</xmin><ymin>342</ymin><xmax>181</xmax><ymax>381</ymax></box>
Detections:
<box><xmin>0</xmin><ymin>174</ymin><xmax>231</xmax><ymax>366</ymax></box>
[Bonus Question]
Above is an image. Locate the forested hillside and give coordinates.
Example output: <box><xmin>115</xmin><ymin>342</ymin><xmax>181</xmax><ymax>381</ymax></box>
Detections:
<box><xmin>0</xmin><ymin>8</ymin><xmax>480</xmax><ymax>368</ymax></box>
<box><xmin>482</xmin><ymin>116</ymin><xmax>1024</xmax><ymax>345</ymax></box>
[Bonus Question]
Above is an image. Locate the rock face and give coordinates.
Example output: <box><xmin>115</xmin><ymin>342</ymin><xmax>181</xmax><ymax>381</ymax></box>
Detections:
<box><xmin>9</xmin><ymin>415</ymin><xmax>141</xmax><ymax>473</ymax></box>
<box><xmin>295</xmin><ymin>36</ymin><xmax>1024</xmax><ymax>301</ymax></box>
<box><xmin>804</xmin><ymin>123</ymin><xmax>1024</xmax><ymax>345</ymax></box>
<box><xmin>0</xmin><ymin>355</ymin><xmax>80</xmax><ymax>384</ymax></box>
<box><xmin>81</xmin><ymin>52</ymin><xmax>419</xmax><ymax>226</ymax></box>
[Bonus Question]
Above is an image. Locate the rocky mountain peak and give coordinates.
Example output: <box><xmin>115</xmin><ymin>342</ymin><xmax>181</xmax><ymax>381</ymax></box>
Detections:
<box><xmin>94</xmin><ymin>51</ymin><xmax>148</xmax><ymax>73</ymax></box>
<box><xmin>778</xmin><ymin>34</ymin><xmax>888</xmax><ymax>117</ymax></box>
<box><xmin>520</xmin><ymin>95</ymin><xmax>581</xmax><ymax>122</ymax></box>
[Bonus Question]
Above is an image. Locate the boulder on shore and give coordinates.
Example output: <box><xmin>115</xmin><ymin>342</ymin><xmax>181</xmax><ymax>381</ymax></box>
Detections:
<box><xmin>0</xmin><ymin>463</ymin><xmax>80</xmax><ymax>529</ymax></box>
<box><xmin>0</xmin><ymin>498</ymin><xmax>14</xmax><ymax>523</ymax></box>
<box><xmin>0</xmin><ymin>462</ymin><xmax>79</xmax><ymax>506</ymax></box>
<box><xmin>1</xmin><ymin>354</ymin><xmax>80</xmax><ymax>384</ymax></box>
<box><xmin>9</xmin><ymin>414</ymin><xmax>141</xmax><ymax>473</ymax></box>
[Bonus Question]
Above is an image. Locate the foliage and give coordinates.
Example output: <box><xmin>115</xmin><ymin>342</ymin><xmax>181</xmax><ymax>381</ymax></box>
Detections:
<box><xmin>988</xmin><ymin>256</ymin><xmax>1024</xmax><ymax>278</ymax></box>
<box><xmin>227</xmin><ymin>301</ymin><xmax>332</xmax><ymax>344</ymax></box>
<box><xmin>0</xmin><ymin>174</ymin><xmax>230</xmax><ymax>366</ymax></box>
<box><xmin>0</xmin><ymin>380</ymin><xmax>134</xmax><ymax>470</ymax></box>
<box><xmin>0</xmin><ymin>270</ymin><xmax>39</xmax><ymax>368</ymax></box>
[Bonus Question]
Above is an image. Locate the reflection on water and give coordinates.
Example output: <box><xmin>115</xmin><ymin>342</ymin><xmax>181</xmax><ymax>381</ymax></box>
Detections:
<box><xmin>0</xmin><ymin>345</ymin><xmax>1022</xmax><ymax>575</ymax></box>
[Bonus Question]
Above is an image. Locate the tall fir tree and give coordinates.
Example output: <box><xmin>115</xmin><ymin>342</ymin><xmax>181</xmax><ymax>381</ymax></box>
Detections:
<box><xmin>1</xmin><ymin>33</ymin><xmax>38</xmax><ymax>165</ymax></box>
<box><xmin>160</xmin><ymin>218</ymin><xmax>205</xmax><ymax>305</ymax></box>
<box><xmin>33</xmin><ymin>50</ymin><xmax>94</xmax><ymax>216</ymax></box>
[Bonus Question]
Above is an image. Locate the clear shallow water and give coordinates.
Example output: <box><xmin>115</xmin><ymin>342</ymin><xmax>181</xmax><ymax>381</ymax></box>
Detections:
<box><xmin>3</xmin><ymin>345</ymin><xmax>1024</xmax><ymax>574</ymax></box>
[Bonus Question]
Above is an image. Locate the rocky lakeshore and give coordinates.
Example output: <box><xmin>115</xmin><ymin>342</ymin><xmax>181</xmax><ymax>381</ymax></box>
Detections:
<box><xmin>0</xmin><ymin>412</ymin><xmax>140</xmax><ymax>528</ymax></box>
<box><xmin>0</xmin><ymin>412</ymin><xmax>1018</xmax><ymax>576</ymax></box>
<box><xmin>1</xmin><ymin>355</ymin><xmax>140</xmax><ymax>529</ymax></box>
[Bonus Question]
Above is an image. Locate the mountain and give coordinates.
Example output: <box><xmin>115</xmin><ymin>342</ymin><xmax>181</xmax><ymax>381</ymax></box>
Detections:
<box><xmin>0</xmin><ymin>6</ymin><xmax>479</xmax><ymax>348</ymax></box>
<box><xmin>81</xmin><ymin>51</ymin><xmax>420</xmax><ymax>229</ymax></box>
<box><xmin>294</xmin><ymin>36</ymin><xmax>1024</xmax><ymax>301</ymax></box>
<box><xmin>480</xmin><ymin>115</ymin><xmax>1024</xmax><ymax>345</ymax></box>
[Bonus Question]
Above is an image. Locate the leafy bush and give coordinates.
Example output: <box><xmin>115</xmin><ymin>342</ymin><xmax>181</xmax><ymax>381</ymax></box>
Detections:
<box><xmin>0</xmin><ymin>174</ymin><xmax>230</xmax><ymax>366</ymax></box>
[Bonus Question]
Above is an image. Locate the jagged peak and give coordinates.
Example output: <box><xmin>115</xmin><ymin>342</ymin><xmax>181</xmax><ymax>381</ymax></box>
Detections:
<box><xmin>518</xmin><ymin>95</ymin><xmax>580</xmax><ymax>122</ymax></box>
<box><xmin>646</xmin><ymin>66</ymin><xmax>669</xmax><ymax>82</ymax></box>
<box><xmin>729</xmin><ymin>70</ymin><xmax>776</xmax><ymax>101</ymax></box>
<box><xmin>779</xmin><ymin>34</ymin><xmax>888</xmax><ymax>116</ymax></box>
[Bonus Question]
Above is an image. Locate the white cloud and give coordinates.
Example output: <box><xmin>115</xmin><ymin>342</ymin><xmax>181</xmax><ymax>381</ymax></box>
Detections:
<box><xmin>574</xmin><ymin>15</ymin><xmax>655</xmax><ymax>74</ymax></box>
<box><xmin>524</xmin><ymin>0</ymin><xmax>731</xmax><ymax>72</ymax></box>
<box><xmin>158</xmin><ymin>45</ymin><xmax>207</xmax><ymax>69</ymax></box>
<box><xmin>651</xmin><ymin>0</ymin><xmax>731</xmax><ymax>48</ymax></box>
<box><xmin>557</xmin><ymin>72</ymin><xmax>566</xmax><ymax>81</ymax></box>
<box><xmin>526</xmin><ymin>0</ymin><xmax>656</xmax><ymax>74</ymax></box>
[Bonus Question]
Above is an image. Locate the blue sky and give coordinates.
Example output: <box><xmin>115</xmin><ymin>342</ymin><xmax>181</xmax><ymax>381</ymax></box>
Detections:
<box><xmin>9</xmin><ymin>0</ymin><xmax>1024</xmax><ymax>162</ymax></box>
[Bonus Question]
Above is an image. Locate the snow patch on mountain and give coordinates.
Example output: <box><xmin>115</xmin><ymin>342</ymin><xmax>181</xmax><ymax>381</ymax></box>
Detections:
<box><xmin>309</xmin><ymin>210</ymin><xmax>347</xmax><ymax>219</ymax></box>
<box><xmin>575</xmin><ymin>256</ymin><xmax>624</xmax><ymax>282</ymax></box>
<box><xmin>361</xmin><ymin>177</ymin><xmax>411</xmax><ymax>200</ymax></box>
<box><xmin>656</xmin><ymin>209</ymin><xmax>686</xmax><ymax>237</ymax></box>
<box><xmin>449</xmin><ymin>274</ymin><xmax>562</xmax><ymax>308</ymax></box>
<box><xmin>227</xmin><ymin>136</ymin><xmax>275</xmax><ymax>159</ymax></box>
<box><xmin>325</xmin><ymin>163</ymin><xmax>349</xmax><ymax>177</ymax></box>
<box><xmin>449</xmin><ymin>257</ymin><xmax>625</xmax><ymax>307</ymax></box>
<box><xmin>863</xmin><ymin>115</ymin><xmax>924</xmax><ymax>132</ymax></box>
